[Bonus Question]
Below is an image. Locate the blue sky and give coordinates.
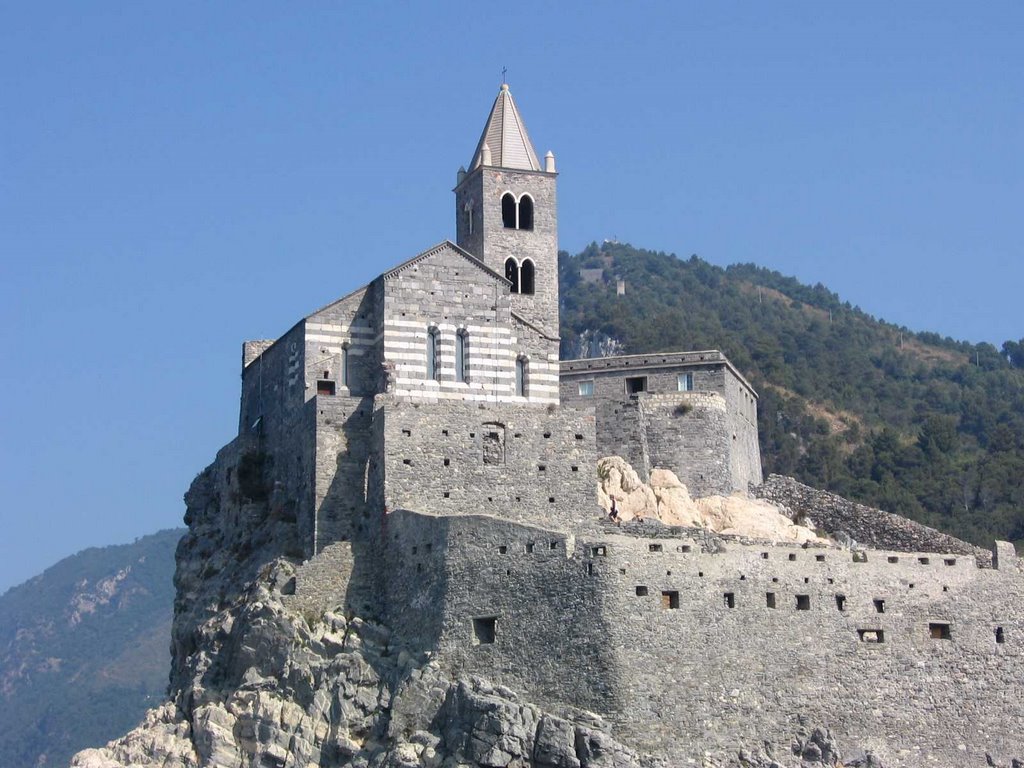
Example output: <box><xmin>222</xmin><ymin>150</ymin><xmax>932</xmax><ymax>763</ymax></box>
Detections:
<box><xmin>1</xmin><ymin>2</ymin><xmax>1021</xmax><ymax>592</ymax></box>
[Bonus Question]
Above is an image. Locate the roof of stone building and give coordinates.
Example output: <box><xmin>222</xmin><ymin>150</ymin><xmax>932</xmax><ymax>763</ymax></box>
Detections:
<box><xmin>470</xmin><ymin>84</ymin><xmax>542</xmax><ymax>172</ymax></box>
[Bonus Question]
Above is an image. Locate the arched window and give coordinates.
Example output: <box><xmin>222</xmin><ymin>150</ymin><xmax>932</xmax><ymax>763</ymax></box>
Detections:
<box><xmin>501</xmin><ymin>193</ymin><xmax>516</xmax><ymax>229</ymax></box>
<box><xmin>427</xmin><ymin>327</ymin><xmax>440</xmax><ymax>381</ymax></box>
<box><xmin>456</xmin><ymin>330</ymin><xmax>468</xmax><ymax>383</ymax></box>
<box><xmin>504</xmin><ymin>257</ymin><xmax>520</xmax><ymax>293</ymax></box>
<box><xmin>341</xmin><ymin>344</ymin><xmax>350</xmax><ymax>388</ymax></box>
<box><xmin>520</xmin><ymin>259</ymin><xmax>535</xmax><ymax>295</ymax></box>
<box><xmin>515</xmin><ymin>356</ymin><xmax>528</xmax><ymax>397</ymax></box>
<box><xmin>518</xmin><ymin>195</ymin><xmax>534</xmax><ymax>230</ymax></box>
<box><xmin>464</xmin><ymin>202</ymin><xmax>474</xmax><ymax>236</ymax></box>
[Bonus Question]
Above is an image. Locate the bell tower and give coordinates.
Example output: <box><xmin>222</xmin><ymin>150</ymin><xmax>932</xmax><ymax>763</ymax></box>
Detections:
<box><xmin>455</xmin><ymin>84</ymin><xmax>559</xmax><ymax>337</ymax></box>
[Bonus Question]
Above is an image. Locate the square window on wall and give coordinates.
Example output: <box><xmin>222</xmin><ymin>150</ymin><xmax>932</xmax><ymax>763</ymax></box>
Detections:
<box><xmin>578</xmin><ymin>380</ymin><xmax>594</xmax><ymax>397</ymax></box>
<box><xmin>678</xmin><ymin>373</ymin><xmax>693</xmax><ymax>392</ymax></box>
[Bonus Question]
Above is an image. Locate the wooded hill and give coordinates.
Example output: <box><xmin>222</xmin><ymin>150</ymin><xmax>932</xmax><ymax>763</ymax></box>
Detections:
<box><xmin>0</xmin><ymin>529</ymin><xmax>181</xmax><ymax>768</ymax></box>
<box><xmin>560</xmin><ymin>242</ymin><xmax>1024</xmax><ymax>550</ymax></box>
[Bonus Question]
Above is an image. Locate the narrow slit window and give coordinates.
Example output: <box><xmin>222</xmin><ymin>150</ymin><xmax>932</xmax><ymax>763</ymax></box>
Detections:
<box><xmin>427</xmin><ymin>327</ymin><xmax>441</xmax><ymax>381</ymax></box>
<box><xmin>341</xmin><ymin>345</ymin><xmax>349</xmax><ymax>387</ymax></box>
<box><xmin>835</xmin><ymin>594</ymin><xmax>846</xmax><ymax>611</ymax></box>
<box><xmin>766</xmin><ymin>592</ymin><xmax>777</xmax><ymax>609</ymax></box>
<box><xmin>996</xmin><ymin>626</ymin><xmax>1005</xmax><ymax>644</ymax></box>
<box><xmin>874</xmin><ymin>599</ymin><xmax>886</xmax><ymax>613</ymax></box>
<box><xmin>515</xmin><ymin>357</ymin><xmax>527</xmax><ymax>397</ymax></box>
<box><xmin>724</xmin><ymin>592</ymin><xmax>736</xmax><ymax>609</ymax></box>
<box><xmin>455</xmin><ymin>331</ymin><xmax>469</xmax><ymax>383</ymax></box>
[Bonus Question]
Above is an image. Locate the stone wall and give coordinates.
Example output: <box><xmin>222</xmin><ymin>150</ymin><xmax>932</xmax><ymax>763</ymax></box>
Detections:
<box><xmin>377</xmin><ymin>398</ymin><xmax>598</xmax><ymax>531</ymax></box>
<box><xmin>381</xmin><ymin>243</ymin><xmax>559</xmax><ymax>405</ymax></box>
<box><xmin>454</xmin><ymin>167</ymin><xmax>560</xmax><ymax>339</ymax></box>
<box><xmin>382</xmin><ymin>510</ymin><xmax>621</xmax><ymax>715</ymax></box>
<box><xmin>559</xmin><ymin>352</ymin><xmax>761</xmax><ymax>496</ymax></box>
<box><xmin>756</xmin><ymin>474</ymin><xmax>992</xmax><ymax>565</ymax></box>
<box><xmin>591</xmin><ymin>529</ymin><xmax>1023</xmax><ymax>766</ymax></box>
<box><xmin>369</xmin><ymin>508</ymin><xmax>1024</xmax><ymax>766</ymax></box>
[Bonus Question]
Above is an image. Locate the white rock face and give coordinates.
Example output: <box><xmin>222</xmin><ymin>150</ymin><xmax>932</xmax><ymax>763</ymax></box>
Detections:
<box><xmin>597</xmin><ymin>456</ymin><xmax>825</xmax><ymax>545</ymax></box>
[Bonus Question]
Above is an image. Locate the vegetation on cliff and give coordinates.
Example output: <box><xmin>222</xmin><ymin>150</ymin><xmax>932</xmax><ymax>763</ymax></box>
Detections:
<box><xmin>0</xmin><ymin>529</ymin><xmax>182</xmax><ymax>768</ymax></box>
<box><xmin>560</xmin><ymin>242</ymin><xmax>1024</xmax><ymax>550</ymax></box>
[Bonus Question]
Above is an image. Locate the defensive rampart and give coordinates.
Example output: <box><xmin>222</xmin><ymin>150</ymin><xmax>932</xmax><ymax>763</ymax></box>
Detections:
<box><xmin>362</xmin><ymin>508</ymin><xmax>1024</xmax><ymax>766</ymax></box>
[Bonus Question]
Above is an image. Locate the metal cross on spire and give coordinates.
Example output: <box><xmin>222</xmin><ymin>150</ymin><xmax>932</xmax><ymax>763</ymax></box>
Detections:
<box><xmin>501</xmin><ymin>66</ymin><xmax>507</xmax><ymax>85</ymax></box>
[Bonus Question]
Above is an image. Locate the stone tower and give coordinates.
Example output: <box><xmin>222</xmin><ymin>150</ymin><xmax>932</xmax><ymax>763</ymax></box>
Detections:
<box><xmin>455</xmin><ymin>84</ymin><xmax>559</xmax><ymax>337</ymax></box>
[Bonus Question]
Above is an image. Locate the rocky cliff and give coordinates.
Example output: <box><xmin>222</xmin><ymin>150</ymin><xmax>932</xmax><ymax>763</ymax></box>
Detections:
<box><xmin>71</xmin><ymin>447</ymin><xmax>904</xmax><ymax>768</ymax></box>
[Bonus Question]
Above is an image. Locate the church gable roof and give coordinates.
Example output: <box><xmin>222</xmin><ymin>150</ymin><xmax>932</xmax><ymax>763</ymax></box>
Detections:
<box><xmin>470</xmin><ymin>84</ymin><xmax>541</xmax><ymax>172</ymax></box>
<box><xmin>382</xmin><ymin>240</ymin><xmax>511</xmax><ymax>286</ymax></box>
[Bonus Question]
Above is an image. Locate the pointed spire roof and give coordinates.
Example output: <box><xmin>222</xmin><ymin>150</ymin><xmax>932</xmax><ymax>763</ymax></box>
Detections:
<box><xmin>470</xmin><ymin>84</ymin><xmax>542</xmax><ymax>172</ymax></box>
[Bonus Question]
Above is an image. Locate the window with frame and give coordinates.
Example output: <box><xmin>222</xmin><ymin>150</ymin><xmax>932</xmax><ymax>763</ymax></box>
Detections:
<box><xmin>456</xmin><ymin>331</ymin><xmax>469</xmax><ymax>383</ymax></box>
<box><xmin>578</xmin><ymin>380</ymin><xmax>594</xmax><ymax>397</ymax></box>
<box><xmin>427</xmin><ymin>327</ymin><xmax>440</xmax><ymax>381</ymax></box>
<box><xmin>515</xmin><ymin>357</ymin><xmax>527</xmax><ymax>397</ymax></box>
<box><xmin>678</xmin><ymin>372</ymin><xmax>694</xmax><ymax>391</ymax></box>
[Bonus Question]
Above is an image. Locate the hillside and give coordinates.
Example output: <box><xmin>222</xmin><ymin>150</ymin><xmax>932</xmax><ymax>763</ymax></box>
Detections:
<box><xmin>560</xmin><ymin>241</ymin><xmax>1024</xmax><ymax>550</ymax></box>
<box><xmin>0</xmin><ymin>529</ymin><xmax>182</xmax><ymax>768</ymax></box>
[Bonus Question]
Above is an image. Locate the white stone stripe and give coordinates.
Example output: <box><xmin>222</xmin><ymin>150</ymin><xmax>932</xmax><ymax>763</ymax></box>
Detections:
<box><xmin>384</xmin><ymin>333</ymin><xmax>515</xmax><ymax>347</ymax></box>
<box><xmin>306</xmin><ymin>323</ymin><xmax>375</xmax><ymax>335</ymax></box>
<box><xmin>392</xmin><ymin>388</ymin><xmax>558</xmax><ymax>404</ymax></box>
<box><xmin>307</xmin><ymin>334</ymin><xmax>373</xmax><ymax>345</ymax></box>
<box><xmin>387</xmin><ymin>319</ymin><xmax>511</xmax><ymax>333</ymax></box>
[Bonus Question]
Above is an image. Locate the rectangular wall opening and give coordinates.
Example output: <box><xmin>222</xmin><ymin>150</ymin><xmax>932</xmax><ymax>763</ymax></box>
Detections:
<box><xmin>625</xmin><ymin>376</ymin><xmax>647</xmax><ymax>395</ymax></box>
<box><xmin>649</xmin><ymin>543</ymin><xmax>663</xmax><ymax>553</ymax></box>
<box><xmin>766</xmin><ymin>592</ymin><xmax>776</xmax><ymax>609</ymax></box>
<box><xmin>929</xmin><ymin>622</ymin><xmax>952</xmax><ymax>640</ymax></box>
<box><xmin>996</xmin><ymin>627</ymin><xmax>1005</xmax><ymax>644</ymax></box>
<box><xmin>835</xmin><ymin>594</ymin><xmax>846</xmax><ymax>612</ymax></box>
<box><xmin>317</xmin><ymin>380</ymin><xmax>336</xmax><ymax>396</ymax></box>
<box><xmin>472</xmin><ymin>617</ymin><xmax>497</xmax><ymax>645</ymax></box>
<box><xmin>723</xmin><ymin>592</ymin><xmax>735</xmax><ymax>609</ymax></box>
<box><xmin>874</xmin><ymin>599</ymin><xmax>886</xmax><ymax>613</ymax></box>
<box><xmin>944</xmin><ymin>558</ymin><xmax>957</xmax><ymax>566</ymax></box>
<box><xmin>858</xmin><ymin>629</ymin><xmax>884</xmax><ymax>644</ymax></box>
<box><xmin>887</xmin><ymin>556</ymin><xmax>899</xmax><ymax>563</ymax></box>
<box><xmin>591</xmin><ymin>546</ymin><xmax>607</xmax><ymax>557</ymax></box>
<box><xmin>635</xmin><ymin>585</ymin><xmax>649</xmax><ymax>597</ymax></box>
<box><xmin>661</xmin><ymin>591</ymin><xmax>679</xmax><ymax>609</ymax></box>
<box><xmin>796</xmin><ymin>594</ymin><xmax>810</xmax><ymax>610</ymax></box>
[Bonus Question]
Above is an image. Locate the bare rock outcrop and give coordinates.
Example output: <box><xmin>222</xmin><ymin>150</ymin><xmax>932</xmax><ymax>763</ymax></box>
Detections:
<box><xmin>597</xmin><ymin>457</ymin><xmax>824</xmax><ymax>545</ymax></box>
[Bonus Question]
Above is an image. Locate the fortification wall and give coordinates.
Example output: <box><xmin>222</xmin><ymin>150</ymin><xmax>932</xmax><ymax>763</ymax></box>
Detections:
<box><xmin>756</xmin><ymin>474</ymin><xmax>992</xmax><ymax>565</ymax></box>
<box><xmin>383</xmin><ymin>510</ymin><xmax>621</xmax><ymax>715</ymax></box>
<box><xmin>373</xmin><ymin>507</ymin><xmax>1023</xmax><ymax>766</ymax></box>
<box><xmin>377</xmin><ymin>398</ymin><xmax>598</xmax><ymax>531</ymax></box>
<box><xmin>589</xmin><ymin>531</ymin><xmax>1023</xmax><ymax>766</ymax></box>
